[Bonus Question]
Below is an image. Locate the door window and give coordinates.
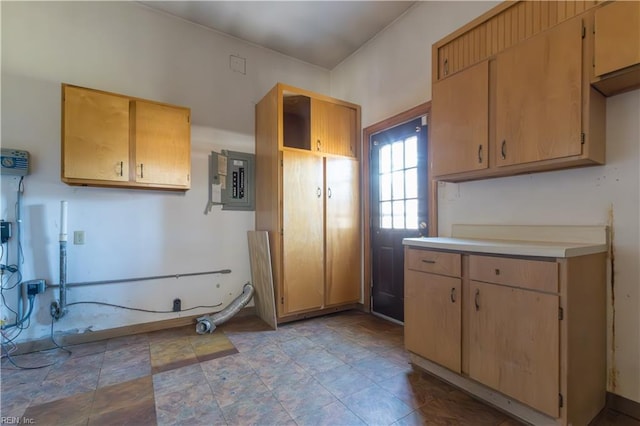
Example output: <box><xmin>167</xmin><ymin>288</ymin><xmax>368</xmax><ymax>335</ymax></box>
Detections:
<box><xmin>378</xmin><ymin>135</ymin><xmax>419</xmax><ymax>230</ymax></box>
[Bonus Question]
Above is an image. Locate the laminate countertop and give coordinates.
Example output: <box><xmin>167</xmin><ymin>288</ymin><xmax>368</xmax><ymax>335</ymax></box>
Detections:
<box><xmin>402</xmin><ymin>236</ymin><xmax>608</xmax><ymax>258</ymax></box>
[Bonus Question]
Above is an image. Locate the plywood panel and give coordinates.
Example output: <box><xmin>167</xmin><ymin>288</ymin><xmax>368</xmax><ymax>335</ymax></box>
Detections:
<box><xmin>247</xmin><ymin>231</ymin><xmax>277</xmax><ymax>330</ymax></box>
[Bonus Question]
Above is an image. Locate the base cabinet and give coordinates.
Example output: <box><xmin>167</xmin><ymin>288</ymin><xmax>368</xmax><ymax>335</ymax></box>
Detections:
<box><xmin>404</xmin><ymin>246</ymin><xmax>606</xmax><ymax>426</ymax></box>
<box><xmin>468</xmin><ymin>280</ymin><xmax>559</xmax><ymax>417</ymax></box>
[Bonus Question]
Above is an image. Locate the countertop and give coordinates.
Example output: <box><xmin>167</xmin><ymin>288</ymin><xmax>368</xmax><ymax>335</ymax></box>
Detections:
<box><xmin>402</xmin><ymin>236</ymin><xmax>608</xmax><ymax>258</ymax></box>
<box><xmin>403</xmin><ymin>225</ymin><xmax>609</xmax><ymax>258</ymax></box>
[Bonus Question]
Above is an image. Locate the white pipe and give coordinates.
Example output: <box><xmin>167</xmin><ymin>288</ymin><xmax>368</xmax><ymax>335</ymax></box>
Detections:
<box><xmin>59</xmin><ymin>200</ymin><xmax>68</xmax><ymax>242</ymax></box>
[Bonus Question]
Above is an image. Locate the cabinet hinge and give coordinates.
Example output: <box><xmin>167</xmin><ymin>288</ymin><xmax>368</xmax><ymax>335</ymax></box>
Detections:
<box><xmin>559</xmin><ymin>393</ymin><xmax>564</xmax><ymax>408</ymax></box>
<box><xmin>280</xmin><ymin>297</ymin><xmax>284</xmax><ymax>304</ymax></box>
<box><xmin>581</xmin><ymin>133</ymin><xmax>586</xmax><ymax>145</ymax></box>
<box><xmin>582</xmin><ymin>25</ymin><xmax>586</xmax><ymax>39</ymax></box>
<box><xmin>559</xmin><ymin>307</ymin><xmax>564</xmax><ymax>321</ymax></box>
<box><xmin>280</xmin><ymin>159</ymin><xmax>283</xmax><ymax>167</ymax></box>
<box><xmin>280</xmin><ymin>228</ymin><xmax>284</xmax><ymax>236</ymax></box>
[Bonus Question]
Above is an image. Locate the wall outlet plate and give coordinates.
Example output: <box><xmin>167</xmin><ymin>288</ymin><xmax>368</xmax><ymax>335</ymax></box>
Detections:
<box><xmin>172</xmin><ymin>298</ymin><xmax>181</xmax><ymax>312</ymax></box>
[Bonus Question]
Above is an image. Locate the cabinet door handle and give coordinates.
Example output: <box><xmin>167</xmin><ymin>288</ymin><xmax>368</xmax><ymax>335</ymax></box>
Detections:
<box><xmin>501</xmin><ymin>140</ymin><xmax>507</xmax><ymax>160</ymax></box>
<box><xmin>118</xmin><ymin>161</ymin><xmax>124</xmax><ymax>177</ymax></box>
<box><xmin>478</xmin><ymin>145</ymin><xmax>483</xmax><ymax>164</ymax></box>
<box><xmin>421</xmin><ymin>259</ymin><xmax>436</xmax><ymax>264</ymax></box>
<box><xmin>443</xmin><ymin>58</ymin><xmax>449</xmax><ymax>76</ymax></box>
<box><xmin>327</xmin><ymin>187</ymin><xmax>332</xmax><ymax>199</ymax></box>
<box><xmin>140</xmin><ymin>163</ymin><xmax>144</xmax><ymax>179</ymax></box>
<box><xmin>316</xmin><ymin>187</ymin><xmax>322</xmax><ymax>198</ymax></box>
<box><xmin>495</xmin><ymin>268</ymin><xmax>500</xmax><ymax>276</ymax></box>
<box><xmin>450</xmin><ymin>287</ymin><xmax>456</xmax><ymax>303</ymax></box>
<box><xmin>474</xmin><ymin>289</ymin><xmax>480</xmax><ymax>311</ymax></box>
<box><xmin>317</xmin><ymin>140</ymin><xmax>321</xmax><ymax>151</ymax></box>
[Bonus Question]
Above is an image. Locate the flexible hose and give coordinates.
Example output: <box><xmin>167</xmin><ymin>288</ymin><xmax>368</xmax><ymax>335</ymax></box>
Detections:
<box><xmin>196</xmin><ymin>283</ymin><xmax>254</xmax><ymax>334</ymax></box>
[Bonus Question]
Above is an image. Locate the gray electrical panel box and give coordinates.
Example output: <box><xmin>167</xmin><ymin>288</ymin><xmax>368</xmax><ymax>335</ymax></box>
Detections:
<box><xmin>206</xmin><ymin>150</ymin><xmax>255</xmax><ymax>212</ymax></box>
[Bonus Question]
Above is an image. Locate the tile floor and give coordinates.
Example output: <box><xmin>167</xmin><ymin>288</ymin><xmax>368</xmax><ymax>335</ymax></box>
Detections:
<box><xmin>1</xmin><ymin>310</ymin><xmax>638</xmax><ymax>425</ymax></box>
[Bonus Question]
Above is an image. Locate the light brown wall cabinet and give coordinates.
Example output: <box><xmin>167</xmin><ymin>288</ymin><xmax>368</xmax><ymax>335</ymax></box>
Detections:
<box><xmin>256</xmin><ymin>83</ymin><xmax>361</xmax><ymax>322</ymax></box>
<box><xmin>592</xmin><ymin>0</ymin><xmax>640</xmax><ymax>96</ymax></box>
<box><xmin>404</xmin><ymin>247</ymin><xmax>606</xmax><ymax>425</ymax></box>
<box><xmin>62</xmin><ymin>84</ymin><xmax>191</xmax><ymax>191</ymax></box>
<box><xmin>430</xmin><ymin>2</ymin><xmax>606</xmax><ymax>182</ymax></box>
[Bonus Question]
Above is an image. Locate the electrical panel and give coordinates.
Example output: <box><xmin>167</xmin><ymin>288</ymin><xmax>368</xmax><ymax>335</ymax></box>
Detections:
<box><xmin>205</xmin><ymin>150</ymin><xmax>255</xmax><ymax>212</ymax></box>
<box><xmin>1</xmin><ymin>148</ymin><xmax>30</xmax><ymax>176</ymax></box>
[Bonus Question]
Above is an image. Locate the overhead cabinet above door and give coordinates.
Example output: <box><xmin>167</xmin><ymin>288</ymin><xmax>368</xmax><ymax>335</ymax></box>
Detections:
<box><xmin>62</xmin><ymin>84</ymin><xmax>191</xmax><ymax>191</ymax></box>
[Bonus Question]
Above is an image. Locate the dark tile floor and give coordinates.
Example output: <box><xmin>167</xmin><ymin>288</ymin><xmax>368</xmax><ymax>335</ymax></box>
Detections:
<box><xmin>1</xmin><ymin>311</ymin><xmax>638</xmax><ymax>425</ymax></box>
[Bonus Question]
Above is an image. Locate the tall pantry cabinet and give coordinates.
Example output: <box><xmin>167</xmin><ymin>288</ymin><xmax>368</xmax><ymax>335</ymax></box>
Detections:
<box><xmin>255</xmin><ymin>83</ymin><xmax>362</xmax><ymax>322</ymax></box>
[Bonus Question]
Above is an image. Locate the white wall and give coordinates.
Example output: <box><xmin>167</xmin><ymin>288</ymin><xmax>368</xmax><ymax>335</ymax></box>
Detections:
<box><xmin>330</xmin><ymin>1</ymin><xmax>640</xmax><ymax>403</ymax></box>
<box><xmin>1</xmin><ymin>1</ymin><xmax>329</xmax><ymax>342</ymax></box>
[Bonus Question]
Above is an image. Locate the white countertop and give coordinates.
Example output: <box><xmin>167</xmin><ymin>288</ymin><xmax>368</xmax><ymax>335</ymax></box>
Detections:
<box><xmin>402</xmin><ymin>236</ymin><xmax>608</xmax><ymax>258</ymax></box>
<box><xmin>402</xmin><ymin>225</ymin><xmax>609</xmax><ymax>258</ymax></box>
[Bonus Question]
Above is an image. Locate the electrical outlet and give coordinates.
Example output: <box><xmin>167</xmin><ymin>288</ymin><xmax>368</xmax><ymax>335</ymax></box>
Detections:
<box><xmin>25</xmin><ymin>279</ymin><xmax>46</xmax><ymax>295</ymax></box>
<box><xmin>172</xmin><ymin>298</ymin><xmax>181</xmax><ymax>312</ymax></box>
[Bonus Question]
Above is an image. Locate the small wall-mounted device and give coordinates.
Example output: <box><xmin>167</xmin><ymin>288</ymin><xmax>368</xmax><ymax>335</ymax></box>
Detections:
<box><xmin>204</xmin><ymin>149</ymin><xmax>255</xmax><ymax>213</ymax></box>
<box><xmin>1</xmin><ymin>148</ymin><xmax>30</xmax><ymax>176</ymax></box>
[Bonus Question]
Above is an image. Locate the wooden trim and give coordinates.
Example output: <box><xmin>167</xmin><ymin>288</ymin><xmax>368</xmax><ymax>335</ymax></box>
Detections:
<box><xmin>275</xmin><ymin>304</ymin><xmax>362</xmax><ymax>324</ymax></box>
<box><xmin>62</xmin><ymin>83</ymin><xmax>190</xmax><ymax>111</ymax></box>
<box><xmin>276</xmin><ymin>82</ymin><xmax>360</xmax><ymax>110</ymax></box>
<box><xmin>362</xmin><ymin>102</ymin><xmax>434</xmax><ymax>312</ymax></box>
<box><xmin>13</xmin><ymin>307</ymin><xmax>256</xmax><ymax>355</ymax></box>
<box><xmin>606</xmin><ymin>392</ymin><xmax>640</xmax><ymax>421</ymax></box>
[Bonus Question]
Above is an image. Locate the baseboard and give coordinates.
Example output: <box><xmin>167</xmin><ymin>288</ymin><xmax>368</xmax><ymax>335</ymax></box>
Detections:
<box><xmin>276</xmin><ymin>304</ymin><xmax>362</xmax><ymax>324</ymax></box>
<box><xmin>606</xmin><ymin>392</ymin><xmax>640</xmax><ymax>421</ymax></box>
<box><xmin>10</xmin><ymin>306</ymin><xmax>256</xmax><ymax>355</ymax></box>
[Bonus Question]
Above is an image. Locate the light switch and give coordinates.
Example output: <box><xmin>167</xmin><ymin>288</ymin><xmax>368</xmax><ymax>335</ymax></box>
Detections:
<box><xmin>73</xmin><ymin>230</ymin><xmax>85</xmax><ymax>245</ymax></box>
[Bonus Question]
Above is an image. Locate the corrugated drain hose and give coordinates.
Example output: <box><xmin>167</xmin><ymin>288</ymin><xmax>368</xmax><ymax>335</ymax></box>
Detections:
<box><xmin>196</xmin><ymin>282</ymin><xmax>254</xmax><ymax>334</ymax></box>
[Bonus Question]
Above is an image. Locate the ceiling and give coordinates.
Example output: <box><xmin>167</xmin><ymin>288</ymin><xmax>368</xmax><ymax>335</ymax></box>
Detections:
<box><xmin>139</xmin><ymin>1</ymin><xmax>416</xmax><ymax>69</ymax></box>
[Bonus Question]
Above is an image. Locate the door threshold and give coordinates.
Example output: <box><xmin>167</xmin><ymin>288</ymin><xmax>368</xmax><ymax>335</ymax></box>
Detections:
<box><xmin>371</xmin><ymin>311</ymin><xmax>404</xmax><ymax>326</ymax></box>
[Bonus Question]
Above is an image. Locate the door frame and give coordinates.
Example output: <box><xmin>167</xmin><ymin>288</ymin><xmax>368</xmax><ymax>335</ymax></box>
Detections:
<box><xmin>362</xmin><ymin>102</ymin><xmax>437</xmax><ymax>312</ymax></box>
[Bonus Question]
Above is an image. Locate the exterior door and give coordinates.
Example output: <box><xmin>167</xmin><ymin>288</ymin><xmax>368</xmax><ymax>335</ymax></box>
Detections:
<box><xmin>370</xmin><ymin>117</ymin><xmax>428</xmax><ymax>322</ymax></box>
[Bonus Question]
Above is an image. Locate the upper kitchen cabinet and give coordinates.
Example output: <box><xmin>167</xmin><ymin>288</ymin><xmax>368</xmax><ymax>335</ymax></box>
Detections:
<box><xmin>62</xmin><ymin>84</ymin><xmax>191</xmax><ymax>191</ymax></box>
<box><xmin>430</xmin><ymin>1</ymin><xmax>606</xmax><ymax>182</ymax></box>
<box><xmin>495</xmin><ymin>18</ymin><xmax>583</xmax><ymax>167</ymax></box>
<box><xmin>431</xmin><ymin>60</ymin><xmax>489</xmax><ymax>176</ymax></box>
<box><xmin>282</xmin><ymin>87</ymin><xmax>359</xmax><ymax>158</ymax></box>
<box><xmin>591</xmin><ymin>0</ymin><xmax>640</xmax><ymax>96</ymax></box>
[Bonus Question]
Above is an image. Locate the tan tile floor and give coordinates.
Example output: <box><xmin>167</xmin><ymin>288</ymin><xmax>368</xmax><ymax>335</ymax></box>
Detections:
<box><xmin>1</xmin><ymin>311</ymin><xmax>638</xmax><ymax>425</ymax></box>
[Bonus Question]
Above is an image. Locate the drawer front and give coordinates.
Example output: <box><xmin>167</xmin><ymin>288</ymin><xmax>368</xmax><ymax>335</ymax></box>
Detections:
<box><xmin>405</xmin><ymin>248</ymin><xmax>461</xmax><ymax>277</ymax></box>
<box><xmin>469</xmin><ymin>255</ymin><xmax>558</xmax><ymax>293</ymax></box>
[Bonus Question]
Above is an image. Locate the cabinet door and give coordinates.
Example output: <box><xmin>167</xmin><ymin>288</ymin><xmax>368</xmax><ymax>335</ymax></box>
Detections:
<box><xmin>496</xmin><ymin>18</ymin><xmax>583</xmax><ymax>167</ymax></box>
<box><xmin>134</xmin><ymin>101</ymin><xmax>191</xmax><ymax>188</ymax></box>
<box><xmin>312</xmin><ymin>98</ymin><xmax>358</xmax><ymax>157</ymax></box>
<box><xmin>325</xmin><ymin>157</ymin><xmax>360</xmax><ymax>306</ymax></box>
<box><xmin>431</xmin><ymin>60</ymin><xmax>489</xmax><ymax>177</ymax></box>
<box><xmin>62</xmin><ymin>85</ymin><xmax>129</xmax><ymax>182</ymax></box>
<box><xmin>405</xmin><ymin>270</ymin><xmax>461</xmax><ymax>373</ymax></box>
<box><xmin>594</xmin><ymin>1</ymin><xmax>640</xmax><ymax>77</ymax></box>
<box><xmin>282</xmin><ymin>150</ymin><xmax>324</xmax><ymax>314</ymax></box>
<box><xmin>468</xmin><ymin>281</ymin><xmax>559</xmax><ymax>417</ymax></box>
